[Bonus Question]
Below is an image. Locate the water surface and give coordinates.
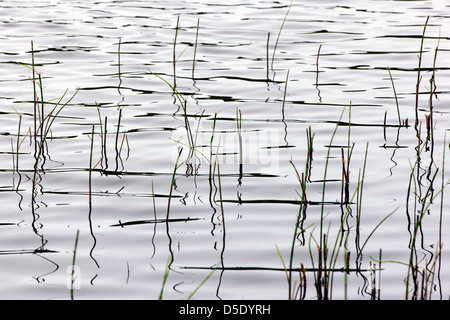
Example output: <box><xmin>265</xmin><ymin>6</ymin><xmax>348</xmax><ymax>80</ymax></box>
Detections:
<box><xmin>1</xmin><ymin>0</ymin><xmax>450</xmax><ymax>300</ymax></box>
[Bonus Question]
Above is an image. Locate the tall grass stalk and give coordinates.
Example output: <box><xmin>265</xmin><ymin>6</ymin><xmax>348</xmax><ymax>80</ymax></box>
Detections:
<box><xmin>159</xmin><ymin>147</ymin><xmax>184</xmax><ymax>300</ymax></box>
<box><xmin>25</xmin><ymin>43</ymin><xmax>78</xmax><ymax>229</ymax></box>
<box><xmin>187</xmin><ymin>262</ymin><xmax>220</xmax><ymax>300</ymax></box>
<box><xmin>117</xmin><ymin>37</ymin><xmax>122</xmax><ymax>95</ymax></box>
<box><xmin>387</xmin><ymin>67</ymin><xmax>402</xmax><ymax>127</ymax></box>
<box><xmin>271</xmin><ymin>0</ymin><xmax>292</xmax><ymax>71</ymax></box>
<box><xmin>167</xmin><ymin>147</ymin><xmax>183</xmax><ymax>223</ymax></box>
<box><xmin>316</xmin><ymin>44</ymin><xmax>322</xmax><ymax>87</ymax></box>
<box><xmin>414</xmin><ymin>16</ymin><xmax>429</xmax><ymax>127</ymax></box>
<box><xmin>158</xmin><ymin>255</ymin><xmax>172</xmax><ymax>300</ymax></box>
<box><xmin>236</xmin><ymin>108</ymin><xmax>243</xmax><ymax>185</ymax></box>
<box><xmin>437</xmin><ymin>133</ymin><xmax>446</xmax><ymax>298</ymax></box>
<box><xmin>10</xmin><ymin>110</ymin><xmax>30</xmax><ymax>173</ymax></box>
<box><xmin>173</xmin><ymin>16</ymin><xmax>180</xmax><ymax>88</ymax></box>
<box><xmin>192</xmin><ymin>18</ymin><xmax>200</xmax><ymax>79</ymax></box>
<box><xmin>315</xmin><ymin>108</ymin><xmax>346</xmax><ymax>299</ymax></box>
<box><xmin>282</xmin><ymin>69</ymin><xmax>289</xmax><ymax>115</ymax></box>
<box><xmin>114</xmin><ymin>108</ymin><xmax>122</xmax><ymax>171</ymax></box>
<box><xmin>404</xmin><ymin>124</ymin><xmax>447</xmax><ymax>299</ymax></box>
<box><xmin>288</xmin><ymin>127</ymin><xmax>314</xmax><ymax>299</ymax></box>
<box><xmin>70</xmin><ymin>229</ymin><xmax>80</xmax><ymax>300</ymax></box>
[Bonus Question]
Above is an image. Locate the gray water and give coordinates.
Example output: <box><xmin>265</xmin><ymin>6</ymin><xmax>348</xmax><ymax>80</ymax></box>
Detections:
<box><xmin>1</xmin><ymin>0</ymin><xmax>450</xmax><ymax>300</ymax></box>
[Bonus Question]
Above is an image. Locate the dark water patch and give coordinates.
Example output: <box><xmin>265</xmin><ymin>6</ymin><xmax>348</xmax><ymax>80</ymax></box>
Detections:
<box><xmin>110</xmin><ymin>217</ymin><xmax>203</xmax><ymax>227</ymax></box>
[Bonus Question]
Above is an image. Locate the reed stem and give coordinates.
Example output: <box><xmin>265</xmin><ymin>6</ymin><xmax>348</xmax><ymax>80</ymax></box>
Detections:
<box><xmin>414</xmin><ymin>16</ymin><xmax>429</xmax><ymax>127</ymax></box>
<box><xmin>271</xmin><ymin>0</ymin><xmax>292</xmax><ymax>71</ymax></box>
<box><xmin>387</xmin><ymin>67</ymin><xmax>402</xmax><ymax>126</ymax></box>
<box><xmin>173</xmin><ymin>16</ymin><xmax>180</xmax><ymax>88</ymax></box>
<box><xmin>192</xmin><ymin>18</ymin><xmax>200</xmax><ymax>79</ymax></box>
<box><xmin>70</xmin><ymin>229</ymin><xmax>80</xmax><ymax>300</ymax></box>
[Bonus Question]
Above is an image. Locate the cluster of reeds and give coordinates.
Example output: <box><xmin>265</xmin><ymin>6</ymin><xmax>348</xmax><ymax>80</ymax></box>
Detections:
<box><xmin>14</xmin><ymin>42</ymin><xmax>78</xmax><ymax>232</ymax></box>
<box><xmin>94</xmin><ymin>104</ymin><xmax>130</xmax><ymax>173</ymax></box>
<box><xmin>148</xmin><ymin>13</ymin><xmax>449</xmax><ymax>300</ymax></box>
<box><xmin>283</xmin><ymin>107</ymin><xmax>377</xmax><ymax>300</ymax></box>
<box><xmin>402</xmin><ymin>16</ymin><xmax>446</xmax><ymax>300</ymax></box>
<box><xmin>7</xmin><ymin>10</ymin><xmax>448</xmax><ymax>300</ymax></box>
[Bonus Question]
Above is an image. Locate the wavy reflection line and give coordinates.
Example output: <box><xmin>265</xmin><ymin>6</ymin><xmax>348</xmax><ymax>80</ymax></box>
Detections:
<box><xmin>13</xmin><ymin>171</ymin><xmax>24</xmax><ymax>211</ymax></box>
<box><xmin>117</xmin><ymin>37</ymin><xmax>123</xmax><ymax>97</ymax></box>
<box><xmin>166</xmin><ymin>148</ymin><xmax>183</xmax><ymax>272</ymax></box>
<box><xmin>151</xmin><ymin>181</ymin><xmax>157</xmax><ymax>258</ymax></box>
<box><xmin>33</xmin><ymin>253</ymin><xmax>59</xmax><ymax>284</ymax></box>
<box><xmin>215</xmin><ymin>159</ymin><xmax>226</xmax><ymax>300</ymax></box>
<box><xmin>281</xmin><ymin>70</ymin><xmax>289</xmax><ymax>147</ymax></box>
<box><xmin>387</xmin><ymin>127</ymin><xmax>401</xmax><ymax>177</ymax></box>
<box><xmin>316</xmin><ymin>44</ymin><xmax>323</xmax><ymax>103</ymax></box>
<box><xmin>88</xmin><ymin>125</ymin><xmax>100</xmax><ymax>269</ymax></box>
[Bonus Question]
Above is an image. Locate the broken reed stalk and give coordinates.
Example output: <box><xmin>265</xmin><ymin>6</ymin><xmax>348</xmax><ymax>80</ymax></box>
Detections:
<box><xmin>316</xmin><ymin>44</ymin><xmax>322</xmax><ymax>86</ymax></box>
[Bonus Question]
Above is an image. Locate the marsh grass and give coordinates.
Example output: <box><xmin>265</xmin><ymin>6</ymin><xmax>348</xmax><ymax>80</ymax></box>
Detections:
<box><xmin>17</xmin><ymin>41</ymin><xmax>79</xmax><ymax>231</ymax></box>
<box><xmin>87</xmin><ymin>17</ymin><xmax>450</xmax><ymax>299</ymax></box>
<box><xmin>5</xmin><ymin>16</ymin><xmax>449</xmax><ymax>300</ymax></box>
<box><xmin>284</xmin><ymin>105</ymin><xmax>403</xmax><ymax>300</ymax></box>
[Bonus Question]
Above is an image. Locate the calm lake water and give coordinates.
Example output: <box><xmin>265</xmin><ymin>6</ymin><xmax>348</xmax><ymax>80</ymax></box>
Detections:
<box><xmin>1</xmin><ymin>0</ymin><xmax>450</xmax><ymax>300</ymax></box>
